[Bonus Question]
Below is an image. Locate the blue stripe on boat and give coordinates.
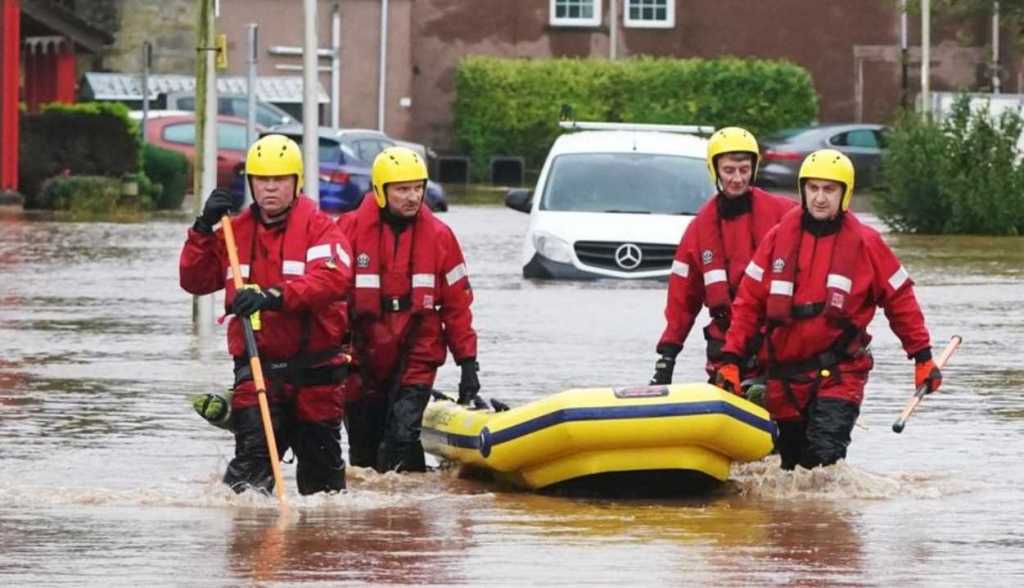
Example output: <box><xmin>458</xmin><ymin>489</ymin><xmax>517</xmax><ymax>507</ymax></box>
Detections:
<box><xmin>424</xmin><ymin>400</ymin><xmax>777</xmax><ymax>456</ymax></box>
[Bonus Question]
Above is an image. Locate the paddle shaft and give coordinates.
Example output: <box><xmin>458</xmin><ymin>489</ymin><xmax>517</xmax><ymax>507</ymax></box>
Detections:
<box><xmin>221</xmin><ymin>214</ymin><xmax>288</xmax><ymax>505</ymax></box>
<box><xmin>892</xmin><ymin>335</ymin><xmax>962</xmax><ymax>434</ymax></box>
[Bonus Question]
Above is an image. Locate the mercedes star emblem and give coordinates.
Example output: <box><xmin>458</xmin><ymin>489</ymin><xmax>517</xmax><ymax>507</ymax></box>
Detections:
<box><xmin>614</xmin><ymin>243</ymin><xmax>642</xmax><ymax>270</ymax></box>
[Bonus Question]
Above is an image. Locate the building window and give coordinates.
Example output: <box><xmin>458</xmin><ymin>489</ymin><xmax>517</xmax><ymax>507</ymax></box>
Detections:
<box><xmin>550</xmin><ymin>0</ymin><xmax>602</xmax><ymax>27</ymax></box>
<box><xmin>624</xmin><ymin>0</ymin><xmax>674</xmax><ymax>29</ymax></box>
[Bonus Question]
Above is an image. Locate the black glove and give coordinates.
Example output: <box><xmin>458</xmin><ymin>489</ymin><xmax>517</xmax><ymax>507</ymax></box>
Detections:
<box><xmin>458</xmin><ymin>359</ymin><xmax>481</xmax><ymax>405</ymax></box>
<box><xmin>649</xmin><ymin>355</ymin><xmax>676</xmax><ymax>385</ymax></box>
<box><xmin>194</xmin><ymin>189</ymin><xmax>235</xmax><ymax>234</ymax></box>
<box><xmin>231</xmin><ymin>286</ymin><xmax>283</xmax><ymax>317</ymax></box>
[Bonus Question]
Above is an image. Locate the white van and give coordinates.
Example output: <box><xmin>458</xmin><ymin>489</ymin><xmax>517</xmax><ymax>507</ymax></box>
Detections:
<box><xmin>505</xmin><ymin>122</ymin><xmax>714</xmax><ymax>279</ymax></box>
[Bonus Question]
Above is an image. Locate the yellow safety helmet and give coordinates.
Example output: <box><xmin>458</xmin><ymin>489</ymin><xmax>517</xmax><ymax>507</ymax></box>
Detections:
<box><xmin>371</xmin><ymin>146</ymin><xmax>428</xmax><ymax>208</ymax></box>
<box><xmin>706</xmin><ymin>126</ymin><xmax>759</xmax><ymax>187</ymax></box>
<box><xmin>798</xmin><ymin>149</ymin><xmax>855</xmax><ymax>211</ymax></box>
<box><xmin>245</xmin><ymin>134</ymin><xmax>304</xmax><ymax>192</ymax></box>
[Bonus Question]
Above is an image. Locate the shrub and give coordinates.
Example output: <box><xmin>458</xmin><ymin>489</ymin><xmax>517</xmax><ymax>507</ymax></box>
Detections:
<box><xmin>877</xmin><ymin>95</ymin><xmax>1024</xmax><ymax>234</ymax></box>
<box><xmin>143</xmin><ymin>143</ymin><xmax>189</xmax><ymax>210</ymax></box>
<box><xmin>19</xmin><ymin>102</ymin><xmax>141</xmax><ymax>207</ymax></box>
<box><xmin>454</xmin><ymin>56</ymin><xmax>818</xmax><ymax>180</ymax></box>
<box><xmin>37</xmin><ymin>175</ymin><xmax>148</xmax><ymax>219</ymax></box>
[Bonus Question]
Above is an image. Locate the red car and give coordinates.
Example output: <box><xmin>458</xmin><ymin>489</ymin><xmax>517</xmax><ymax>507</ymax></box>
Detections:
<box><xmin>141</xmin><ymin>113</ymin><xmax>264</xmax><ymax>190</ymax></box>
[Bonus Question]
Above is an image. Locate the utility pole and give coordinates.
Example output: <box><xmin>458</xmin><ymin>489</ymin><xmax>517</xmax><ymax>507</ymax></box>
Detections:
<box><xmin>245</xmin><ymin>23</ymin><xmax>257</xmax><ymax>206</ymax></box>
<box><xmin>609</xmin><ymin>0</ymin><xmax>618</xmax><ymax>60</ymax></box>
<box><xmin>921</xmin><ymin>0</ymin><xmax>931</xmax><ymax>115</ymax></box>
<box><xmin>331</xmin><ymin>3</ymin><xmax>341</xmax><ymax>129</ymax></box>
<box><xmin>303</xmin><ymin>0</ymin><xmax>319</xmax><ymax>202</ymax></box>
<box><xmin>378</xmin><ymin>0</ymin><xmax>389</xmax><ymax>132</ymax></box>
<box><xmin>900</xmin><ymin>0</ymin><xmax>908</xmax><ymax>109</ymax></box>
<box><xmin>194</xmin><ymin>0</ymin><xmax>218</xmax><ymax>329</ymax></box>
<box><xmin>141</xmin><ymin>41</ymin><xmax>152</xmax><ymax>145</ymax></box>
<box><xmin>993</xmin><ymin>1</ymin><xmax>1001</xmax><ymax>94</ymax></box>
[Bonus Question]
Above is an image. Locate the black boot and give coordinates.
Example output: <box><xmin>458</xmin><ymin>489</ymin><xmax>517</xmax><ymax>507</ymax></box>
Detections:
<box><xmin>291</xmin><ymin>421</ymin><xmax>347</xmax><ymax>495</ymax></box>
<box><xmin>344</xmin><ymin>396</ymin><xmax>388</xmax><ymax>468</ymax></box>
<box><xmin>376</xmin><ymin>386</ymin><xmax>432</xmax><ymax>473</ymax></box>
<box><xmin>223</xmin><ymin>405</ymin><xmax>286</xmax><ymax>494</ymax></box>
<box><xmin>800</xmin><ymin>397</ymin><xmax>860</xmax><ymax>469</ymax></box>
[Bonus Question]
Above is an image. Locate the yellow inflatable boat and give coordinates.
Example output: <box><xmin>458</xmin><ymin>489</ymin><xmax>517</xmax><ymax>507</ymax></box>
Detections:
<box><xmin>422</xmin><ymin>382</ymin><xmax>776</xmax><ymax>494</ymax></box>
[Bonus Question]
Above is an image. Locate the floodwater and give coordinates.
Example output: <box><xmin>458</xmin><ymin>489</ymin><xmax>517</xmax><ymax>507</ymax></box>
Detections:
<box><xmin>1</xmin><ymin>203</ymin><xmax>1023</xmax><ymax>586</ymax></box>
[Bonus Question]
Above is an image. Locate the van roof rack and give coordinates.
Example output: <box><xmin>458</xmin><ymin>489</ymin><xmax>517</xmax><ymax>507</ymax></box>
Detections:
<box><xmin>558</xmin><ymin>120</ymin><xmax>715</xmax><ymax>136</ymax></box>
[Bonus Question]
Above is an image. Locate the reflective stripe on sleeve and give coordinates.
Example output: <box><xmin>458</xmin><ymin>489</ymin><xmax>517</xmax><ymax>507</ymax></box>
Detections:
<box><xmin>827</xmin><ymin>273</ymin><xmax>853</xmax><ymax>293</ymax></box>
<box><xmin>306</xmin><ymin>244</ymin><xmax>332</xmax><ymax>261</ymax></box>
<box><xmin>335</xmin><ymin>244</ymin><xmax>352</xmax><ymax>268</ymax></box>
<box><xmin>446</xmin><ymin>263</ymin><xmax>468</xmax><ymax>286</ymax></box>
<box><xmin>889</xmin><ymin>266</ymin><xmax>909</xmax><ymax>290</ymax></box>
<box><xmin>356</xmin><ymin>274</ymin><xmax>380</xmax><ymax>288</ymax></box>
<box><xmin>412</xmin><ymin>273</ymin><xmax>436</xmax><ymax>288</ymax></box>
<box><xmin>704</xmin><ymin>269</ymin><xmax>727</xmax><ymax>285</ymax></box>
<box><xmin>770</xmin><ymin>280</ymin><xmax>794</xmax><ymax>296</ymax></box>
<box><xmin>671</xmin><ymin>260</ymin><xmax>689</xmax><ymax>278</ymax></box>
<box><xmin>745</xmin><ymin>261</ymin><xmax>764</xmax><ymax>282</ymax></box>
<box><xmin>282</xmin><ymin>260</ymin><xmax>305</xmax><ymax>275</ymax></box>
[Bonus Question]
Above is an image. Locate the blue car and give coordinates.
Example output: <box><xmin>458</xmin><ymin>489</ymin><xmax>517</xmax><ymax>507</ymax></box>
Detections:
<box><xmin>231</xmin><ymin>126</ymin><xmax>447</xmax><ymax>213</ymax></box>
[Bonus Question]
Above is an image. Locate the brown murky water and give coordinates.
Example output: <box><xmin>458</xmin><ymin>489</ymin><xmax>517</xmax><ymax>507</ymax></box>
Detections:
<box><xmin>1</xmin><ymin>204</ymin><xmax>1023</xmax><ymax>585</ymax></box>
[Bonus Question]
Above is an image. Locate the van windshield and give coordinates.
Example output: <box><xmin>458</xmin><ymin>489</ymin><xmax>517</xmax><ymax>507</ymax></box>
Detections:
<box><xmin>540</xmin><ymin>153</ymin><xmax>712</xmax><ymax>214</ymax></box>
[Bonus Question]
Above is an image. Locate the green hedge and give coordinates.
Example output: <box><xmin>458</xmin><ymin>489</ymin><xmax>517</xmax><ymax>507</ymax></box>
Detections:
<box><xmin>19</xmin><ymin>102</ymin><xmax>141</xmax><ymax>208</ymax></box>
<box><xmin>37</xmin><ymin>175</ymin><xmax>149</xmax><ymax>219</ymax></box>
<box><xmin>876</xmin><ymin>95</ymin><xmax>1024</xmax><ymax>234</ymax></box>
<box><xmin>143</xmin><ymin>143</ymin><xmax>189</xmax><ymax>210</ymax></box>
<box><xmin>453</xmin><ymin>56</ymin><xmax>818</xmax><ymax>180</ymax></box>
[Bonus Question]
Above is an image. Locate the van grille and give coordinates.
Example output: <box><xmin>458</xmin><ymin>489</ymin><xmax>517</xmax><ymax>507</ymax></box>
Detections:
<box><xmin>574</xmin><ymin>241</ymin><xmax>677</xmax><ymax>272</ymax></box>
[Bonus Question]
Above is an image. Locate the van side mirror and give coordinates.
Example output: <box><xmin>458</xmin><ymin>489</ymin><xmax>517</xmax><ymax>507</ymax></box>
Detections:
<box><xmin>505</xmin><ymin>188</ymin><xmax>532</xmax><ymax>213</ymax></box>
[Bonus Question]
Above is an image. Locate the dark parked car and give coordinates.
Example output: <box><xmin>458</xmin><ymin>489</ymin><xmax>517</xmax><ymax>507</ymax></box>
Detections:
<box><xmin>755</xmin><ymin>124</ymin><xmax>888</xmax><ymax>190</ymax></box>
<box><xmin>231</xmin><ymin>125</ymin><xmax>447</xmax><ymax>213</ymax></box>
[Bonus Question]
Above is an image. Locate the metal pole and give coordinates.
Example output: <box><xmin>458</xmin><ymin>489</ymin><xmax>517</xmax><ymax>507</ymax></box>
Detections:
<box><xmin>141</xmin><ymin>41</ymin><xmax>151</xmax><ymax>145</ymax></box>
<box><xmin>193</xmin><ymin>0</ymin><xmax>216</xmax><ymax>330</ymax></box>
<box><xmin>303</xmin><ymin>0</ymin><xmax>319</xmax><ymax>202</ymax></box>
<box><xmin>993</xmin><ymin>1</ymin><xmax>1001</xmax><ymax>94</ymax></box>
<box><xmin>331</xmin><ymin>3</ymin><xmax>341</xmax><ymax>129</ymax></box>
<box><xmin>378</xmin><ymin>0</ymin><xmax>388</xmax><ymax>132</ymax></box>
<box><xmin>609</xmin><ymin>0</ymin><xmax>617</xmax><ymax>60</ymax></box>
<box><xmin>900</xmin><ymin>0</ymin><xmax>908</xmax><ymax>108</ymax></box>
<box><xmin>921</xmin><ymin>0</ymin><xmax>930</xmax><ymax>115</ymax></box>
<box><xmin>245</xmin><ymin>23</ymin><xmax>257</xmax><ymax>206</ymax></box>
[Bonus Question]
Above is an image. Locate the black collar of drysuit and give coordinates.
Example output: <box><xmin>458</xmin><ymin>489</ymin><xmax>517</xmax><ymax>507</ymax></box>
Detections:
<box><xmin>801</xmin><ymin>209</ymin><xmax>844</xmax><ymax>237</ymax></box>
<box><xmin>250</xmin><ymin>201</ymin><xmax>293</xmax><ymax>228</ymax></box>
<box><xmin>716</xmin><ymin>191</ymin><xmax>752</xmax><ymax>219</ymax></box>
<box><xmin>380</xmin><ymin>205</ymin><xmax>418</xmax><ymax>233</ymax></box>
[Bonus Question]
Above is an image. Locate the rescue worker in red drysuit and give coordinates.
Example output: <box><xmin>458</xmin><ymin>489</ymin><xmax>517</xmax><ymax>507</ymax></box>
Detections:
<box><xmin>714</xmin><ymin>149</ymin><xmax>942</xmax><ymax>470</ymax></box>
<box><xmin>338</xmin><ymin>146</ymin><xmax>479</xmax><ymax>473</ymax></box>
<box><xmin>180</xmin><ymin>134</ymin><xmax>354</xmax><ymax>494</ymax></box>
<box><xmin>651</xmin><ymin>127</ymin><xmax>796</xmax><ymax>385</ymax></box>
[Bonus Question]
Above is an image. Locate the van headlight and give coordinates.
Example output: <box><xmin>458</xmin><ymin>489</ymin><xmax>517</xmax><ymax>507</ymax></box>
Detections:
<box><xmin>532</xmin><ymin>231</ymin><xmax>573</xmax><ymax>264</ymax></box>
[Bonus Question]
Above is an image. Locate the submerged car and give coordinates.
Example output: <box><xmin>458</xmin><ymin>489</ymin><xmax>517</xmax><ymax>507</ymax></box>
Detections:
<box><xmin>756</xmin><ymin>124</ymin><xmax>888</xmax><ymax>190</ymax></box>
<box><xmin>507</xmin><ymin>123</ymin><xmax>714</xmax><ymax>280</ymax></box>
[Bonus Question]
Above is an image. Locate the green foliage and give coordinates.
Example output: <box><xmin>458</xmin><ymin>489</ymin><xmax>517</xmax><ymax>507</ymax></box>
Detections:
<box><xmin>19</xmin><ymin>102</ymin><xmax>141</xmax><ymax>207</ymax></box>
<box><xmin>453</xmin><ymin>56</ymin><xmax>818</xmax><ymax>180</ymax></box>
<box><xmin>877</xmin><ymin>95</ymin><xmax>1024</xmax><ymax>235</ymax></box>
<box><xmin>37</xmin><ymin>175</ymin><xmax>150</xmax><ymax>219</ymax></box>
<box><xmin>143</xmin><ymin>143</ymin><xmax>190</xmax><ymax>210</ymax></box>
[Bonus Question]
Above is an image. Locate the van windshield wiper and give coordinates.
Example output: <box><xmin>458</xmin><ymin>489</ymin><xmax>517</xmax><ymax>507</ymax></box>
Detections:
<box><xmin>601</xmin><ymin>209</ymin><xmax>651</xmax><ymax>214</ymax></box>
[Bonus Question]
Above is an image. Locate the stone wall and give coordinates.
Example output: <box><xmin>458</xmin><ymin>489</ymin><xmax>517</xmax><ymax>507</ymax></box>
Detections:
<box><xmin>93</xmin><ymin>0</ymin><xmax>198</xmax><ymax>74</ymax></box>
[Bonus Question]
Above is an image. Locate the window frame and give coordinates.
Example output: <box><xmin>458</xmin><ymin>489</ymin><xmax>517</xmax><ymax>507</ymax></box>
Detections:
<box><xmin>623</xmin><ymin>0</ymin><xmax>675</xmax><ymax>29</ymax></box>
<box><xmin>549</xmin><ymin>0</ymin><xmax>602</xmax><ymax>28</ymax></box>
